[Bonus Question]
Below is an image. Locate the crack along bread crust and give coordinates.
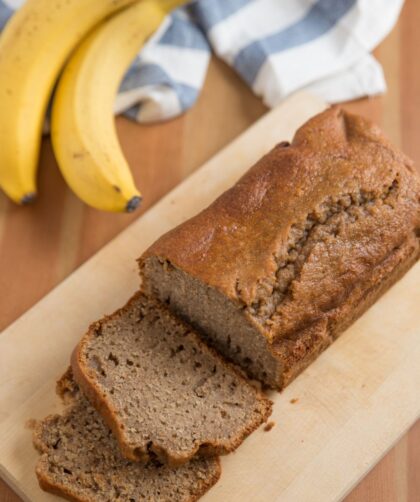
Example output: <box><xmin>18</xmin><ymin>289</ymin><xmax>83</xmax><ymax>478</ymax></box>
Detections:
<box><xmin>139</xmin><ymin>107</ymin><xmax>420</xmax><ymax>390</ymax></box>
<box><xmin>71</xmin><ymin>292</ymin><xmax>272</xmax><ymax>466</ymax></box>
<box><xmin>33</xmin><ymin>370</ymin><xmax>221</xmax><ymax>502</ymax></box>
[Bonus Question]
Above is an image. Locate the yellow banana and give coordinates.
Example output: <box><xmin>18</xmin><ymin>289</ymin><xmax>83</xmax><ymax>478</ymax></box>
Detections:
<box><xmin>0</xmin><ymin>0</ymin><xmax>138</xmax><ymax>204</ymax></box>
<box><xmin>51</xmin><ymin>0</ymin><xmax>187</xmax><ymax>213</ymax></box>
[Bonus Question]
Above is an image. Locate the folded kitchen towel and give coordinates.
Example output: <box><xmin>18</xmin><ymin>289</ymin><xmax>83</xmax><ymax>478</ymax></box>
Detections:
<box><xmin>0</xmin><ymin>0</ymin><xmax>404</xmax><ymax>124</ymax></box>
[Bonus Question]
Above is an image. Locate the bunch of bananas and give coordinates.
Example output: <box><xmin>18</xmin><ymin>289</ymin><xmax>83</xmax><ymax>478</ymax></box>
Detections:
<box><xmin>0</xmin><ymin>0</ymin><xmax>185</xmax><ymax>212</ymax></box>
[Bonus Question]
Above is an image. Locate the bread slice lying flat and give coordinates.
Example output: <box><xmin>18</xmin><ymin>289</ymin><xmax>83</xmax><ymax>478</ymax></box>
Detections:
<box><xmin>33</xmin><ymin>370</ymin><xmax>221</xmax><ymax>502</ymax></box>
<box><xmin>71</xmin><ymin>292</ymin><xmax>272</xmax><ymax>466</ymax></box>
<box><xmin>139</xmin><ymin>107</ymin><xmax>420</xmax><ymax>390</ymax></box>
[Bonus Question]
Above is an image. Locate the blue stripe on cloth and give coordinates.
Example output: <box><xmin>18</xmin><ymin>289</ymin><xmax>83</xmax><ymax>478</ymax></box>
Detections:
<box><xmin>157</xmin><ymin>14</ymin><xmax>209</xmax><ymax>50</ymax></box>
<box><xmin>120</xmin><ymin>63</ymin><xmax>199</xmax><ymax>110</ymax></box>
<box><xmin>233</xmin><ymin>0</ymin><xmax>357</xmax><ymax>86</ymax></box>
<box><xmin>123</xmin><ymin>104</ymin><xmax>141</xmax><ymax>122</ymax></box>
<box><xmin>0</xmin><ymin>1</ymin><xmax>15</xmax><ymax>31</ymax></box>
<box><xmin>189</xmin><ymin>0</ymin><xmax>251</xmax><ymax>31</ymax></box>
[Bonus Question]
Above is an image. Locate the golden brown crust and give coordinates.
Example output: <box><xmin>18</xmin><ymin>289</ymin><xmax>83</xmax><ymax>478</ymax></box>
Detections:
<box><xmin>140</xmin><ymin>107</ymin><xmax>418</xmax><ymax>310</ymax></box>
<box><xmin>71</xmin><ymin>292</ymin><xmax>272</xmax><ymax>466</ymax></box>
<box><xmin>139</xmin><ymin>107</ymin><xmax>420</xmax><ymax>389</ymax></box>
<box><xmin>273</xmin><ymin>235</ymin><xmax>419</xmax><ymax>388</ymax></box>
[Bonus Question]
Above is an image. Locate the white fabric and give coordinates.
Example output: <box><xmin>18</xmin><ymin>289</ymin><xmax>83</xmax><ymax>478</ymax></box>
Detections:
<box><xmin>0</xmin><ymin>0</ymin><xmax>405</xmax><ymax>123</ymax></box>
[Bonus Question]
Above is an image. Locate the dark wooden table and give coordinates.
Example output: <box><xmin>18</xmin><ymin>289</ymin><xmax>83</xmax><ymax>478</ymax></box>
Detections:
<box><xmin>0</xmin><ymin>0</ymin><xmax>419</xmax><ymax>500</ymax></box>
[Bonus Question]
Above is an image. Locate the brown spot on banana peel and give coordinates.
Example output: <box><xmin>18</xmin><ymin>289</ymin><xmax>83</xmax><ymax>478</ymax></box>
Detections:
<box><xmin>72</xmin><ymin>152</ymin><xmax>85</xmax><ymax>159</ymax></box>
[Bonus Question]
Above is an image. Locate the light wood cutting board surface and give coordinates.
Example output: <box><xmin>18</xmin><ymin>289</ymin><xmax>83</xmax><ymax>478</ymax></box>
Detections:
<box><xmin>2</xmin><ymin>3</ymin><xmax>420</xmax><ymax>498</ymax></box>
<box><xmin>0</xmin><ymin>92</ymin><xmax>419</xmax><ymax>502</ymax></box>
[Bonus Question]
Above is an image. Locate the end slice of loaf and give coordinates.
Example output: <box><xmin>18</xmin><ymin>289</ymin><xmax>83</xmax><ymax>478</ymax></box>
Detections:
<box><xmin>139</xmin><ymin>107</ymin><xmax>420</xmax><ymax>390</ymax></box>
<box><xmin>33</xmin><ymin>370</ymin><xmax>221</xmax><ymax>502</ymax></box>
<box><xmin>71</xmin><ymin>292</ymin><xmax>272</xmax><ymax>466</ymax></box>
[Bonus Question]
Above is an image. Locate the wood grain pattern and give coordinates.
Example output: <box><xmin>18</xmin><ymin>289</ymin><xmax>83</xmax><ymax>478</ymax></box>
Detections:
<box><xmin>0</xmin><ymin>0</ymin><xmax>419</xmax><ymax>499</ymax></box>
<box><xmin>0</xmin><ymin>94</ymin><xmax>419</xmax><ymax>502</ymax></box>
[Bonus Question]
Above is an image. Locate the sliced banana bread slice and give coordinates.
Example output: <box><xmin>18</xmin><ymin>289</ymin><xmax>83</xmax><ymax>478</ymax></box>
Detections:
<box><xmin>72</xmin><ymin>292</ymin><xmax>272</xmax><ymax>466</ymax></box>
<box><xmin>33</xmin><ymin>370</ymin><xmax>221</xmax><ymax>502</ymax></box>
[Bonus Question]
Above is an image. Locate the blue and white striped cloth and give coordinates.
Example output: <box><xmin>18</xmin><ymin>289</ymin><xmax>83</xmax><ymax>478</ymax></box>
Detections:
<box><xmin>0</xmin><ymin>0</ymin><xmax>404</xmax><ymax>123</ymax></box>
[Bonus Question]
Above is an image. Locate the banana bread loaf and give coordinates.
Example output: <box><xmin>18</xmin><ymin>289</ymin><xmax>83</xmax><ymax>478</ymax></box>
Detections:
<box><xmin>33</xmin><ymin>370</ymin><xmax>221</xmax><ymax>502</ymax></box>
<box><xmin>71</xmin><ymin>292</ymin><xmax>272</xmax><ymax>466</ymax></box>
<box><xmin>139</xmin><ymin>107</ymin><xmax>420</xmax><ymax>390</ymax></box>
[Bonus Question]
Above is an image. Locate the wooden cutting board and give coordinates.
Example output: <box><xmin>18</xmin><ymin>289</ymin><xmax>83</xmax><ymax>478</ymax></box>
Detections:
<box><xmin>0</xmin><ymin>92</ymin><xmax>419</xmax><ymax>502</ymax></box>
